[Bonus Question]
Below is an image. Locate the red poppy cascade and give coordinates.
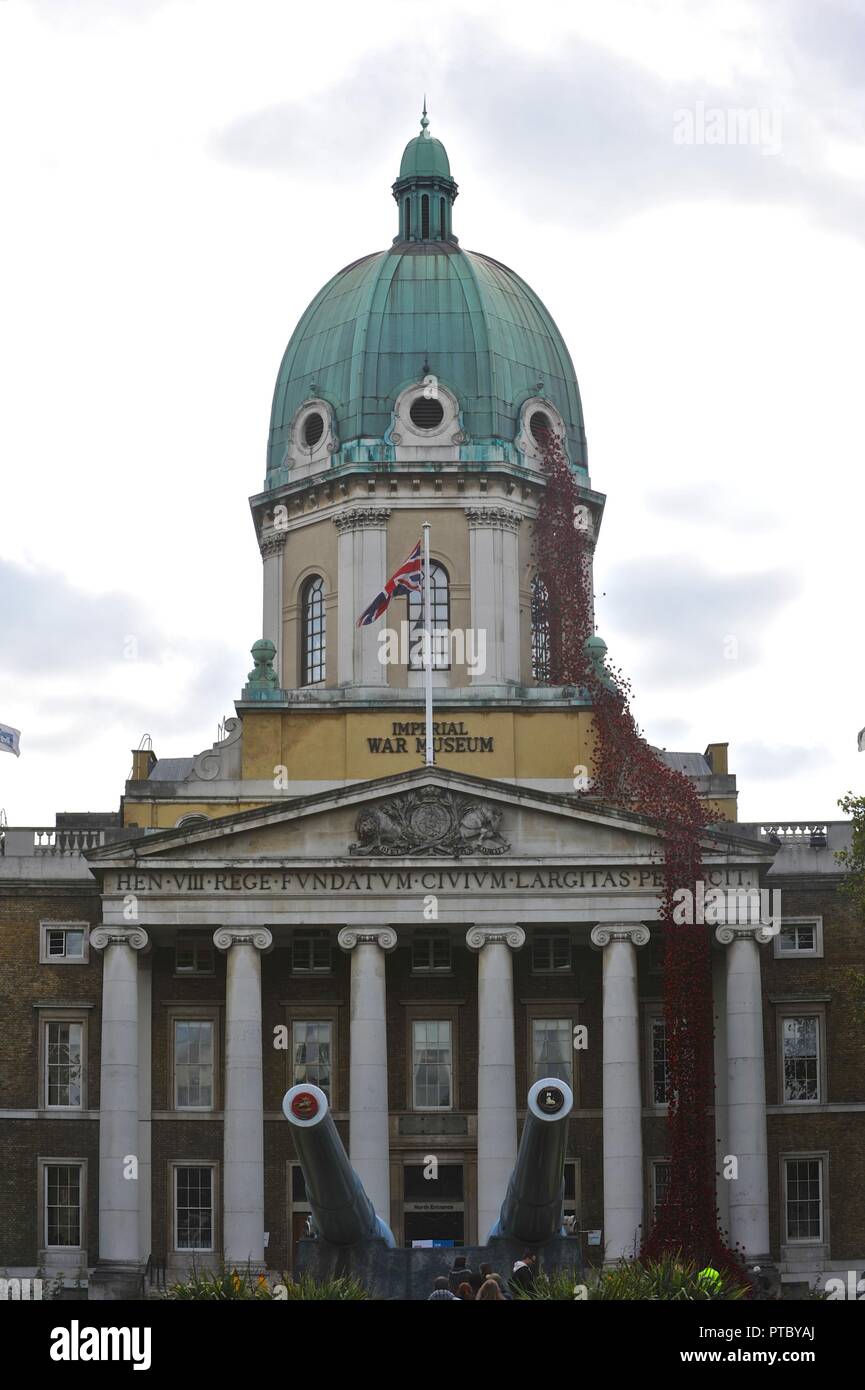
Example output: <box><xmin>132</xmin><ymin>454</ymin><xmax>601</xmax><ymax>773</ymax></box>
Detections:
<box><xmin>532</xmin><ymin>428</ymin><xmax>743</xmax><ymax>1274</ymax></box>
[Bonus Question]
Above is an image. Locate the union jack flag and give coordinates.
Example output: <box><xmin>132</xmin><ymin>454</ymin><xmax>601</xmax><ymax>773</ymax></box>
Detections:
<box><xmin>357</xmin><ymin>539</ymin><xmax>424</xmax><ymax>627</ymax></box>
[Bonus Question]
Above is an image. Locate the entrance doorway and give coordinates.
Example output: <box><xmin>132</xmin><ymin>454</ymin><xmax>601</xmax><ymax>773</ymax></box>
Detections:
<box><xmin>402</xmin><ymin>1161</ymin><xmax>465</xmax><ymax>1247</ymax></box>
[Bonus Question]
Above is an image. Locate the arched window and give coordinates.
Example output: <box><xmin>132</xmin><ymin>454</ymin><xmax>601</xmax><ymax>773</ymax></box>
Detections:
<box><xmin>408</xmin><ymin>561</ymin><xmax>450</xmax><ymax>669</ymax></box>
<box><xmin>440</xmin><ymin>197</ymin><xmax>446</xmax><ymax>239</ymax></box>
<box><xmin>421</xmin><ymin>194</ymin><xmax>430</xmax><ymax>239</ymax></box>
<box><xmin>301</xmin><ymin>576</ymin><xmax>326</xmax><ymax>685</ymax></box>
<box><xmin>531</xmin><ymin>575</ymin><xmax>551</xmax><ymax>682</ymax></box>
<box><xmin>404</xmin><ymin>197</ymin><xmax>411</xmax><ymax>239</ymax></box>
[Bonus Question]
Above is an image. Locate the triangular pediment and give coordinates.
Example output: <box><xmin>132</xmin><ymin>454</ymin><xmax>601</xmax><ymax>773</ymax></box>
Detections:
<box><xmin>90</xmin><ymin>768</ymin><xmax>774</xmax><ymax>870</ymax></box>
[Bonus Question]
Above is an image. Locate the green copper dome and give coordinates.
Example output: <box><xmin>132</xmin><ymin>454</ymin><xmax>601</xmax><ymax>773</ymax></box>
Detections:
<box><xmin>399</xmin><ymin>104</ymin><xmax>452</xmax><ymax>179</ymax></box>
<box><xmin>266</xmin><ymin>111</ymin><xmax>587</xmax><ymax>485</ymax></box>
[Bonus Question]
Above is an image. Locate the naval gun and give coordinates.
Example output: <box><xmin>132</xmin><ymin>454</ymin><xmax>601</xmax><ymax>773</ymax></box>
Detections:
<box><xmin>488</xmin><ymin>1077</ymin><xmax>575</xmax><ymax>1244</ymax></box>
<box><xmin>282</xmin><ymin>1083</ymin><xmax>395</xmax><ymax>1247</ymax></box>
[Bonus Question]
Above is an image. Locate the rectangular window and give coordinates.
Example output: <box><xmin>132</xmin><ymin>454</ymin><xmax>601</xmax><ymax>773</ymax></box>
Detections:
<box><xmin>531</xmin><ymin>1017</ymin><xmax>573</xmax><ymax>1087</ymax></box>
<box><xmin>411</xmin><ymin>932</ymin><xmax>451</xmax><ymax>973</ymax></box>
<box><xmin>650</xmin><ymin>1017</ymin><xmax>670</xmax><ymax>1107</ymax></box>
<box><xmin>40</xmin><ymin>922</ymin><xmax>88</xmax><ymax>964</ymax></box>
<box><xmin>775</xmin><ymin>919</ymin><xmax>822</xmax><ymax>958</ymax></box>
<box><xmin>174</xmin><ymin>1020</ymin><xmax>214</xmax><ymax>1110</ymax></box>
<box><xmin>175</xmin><ymin>938</ymin><xmax>214</xmax><ymax>975</ymax></box>
<box><xmin>651</xmin><ymin>1160</ymin><xmax>672</xmax><ymax>1221</ymax></box>
<box><xmin>45</xmin><ymin>1022</ymin><xmax>83</xmax><ymax>1109</ymax></box>
<box><xmin>45</xmin><ymin>1163</ymin><xmax>82</xmax><ymax>1247</ymax></box>
<box><xmin>174</xmin><ymin>1166</ymin><xmax>214</xmax><ymax>1251</ymax></box>
<box><xmin>782</xmin><ymin>1015</ymin><xmax>820</xmax><ymax>1102</ymax></box>
<box><xmin>292</xmin><ymin>1020</ymin><xmax>332</xmax><ymax>1099</ymax></box>
<box><xmin>412</xmin><ymin>1020</ymin><xmax>452</xmax><ymax>1110</ymax></box>
<box><xmin>291</xmin><ymin>933</ymin><xmax>332</xmax><ymax>974</ymax></box>
<box><xmin>531</xmin><ymin>931</ymin><xmax>572</xmax><ymax>974</ymax></box>
<box><xmin>784</xmin><ymin>1158</ymin><xmax>823</xmax><ymax>1241</ymax></box>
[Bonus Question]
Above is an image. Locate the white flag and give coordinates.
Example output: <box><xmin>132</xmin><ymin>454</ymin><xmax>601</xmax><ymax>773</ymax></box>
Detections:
<box><xmin>0</xmin><ymin>723</ymin><xmax>21</xmax><ymax>757</ymax></box>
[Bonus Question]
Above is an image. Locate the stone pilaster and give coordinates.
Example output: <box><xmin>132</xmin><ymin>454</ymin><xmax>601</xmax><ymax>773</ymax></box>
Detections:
<box><xmin>259</xmin><ymin>530</ymin><xmax>287</xmax><ymax>686</ymax></box>
<box><xmin>334</xmin><ymin>508</ymin><xmax>391</xmax><ymax>686</ymax></box>
<box><xmin>465</xmin><ymin>507</ymin><xmax>523</xmax><ymax>684</ymax></box>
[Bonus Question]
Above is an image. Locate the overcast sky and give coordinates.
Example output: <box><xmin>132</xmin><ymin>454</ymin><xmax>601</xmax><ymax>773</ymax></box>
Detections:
<box><xmin>0</xmin><ymin>0</ymin><xmax>862</xmax><ymax>825</ymax></box>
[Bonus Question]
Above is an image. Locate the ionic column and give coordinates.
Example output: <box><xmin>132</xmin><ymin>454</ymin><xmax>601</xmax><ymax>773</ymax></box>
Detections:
<box><xmin>465</xmin><ymin>507</ymin><xmax>523</xmax><ymax>684</ymax></box>
<box><xmin>259</xmin><ymin>530</ymin><xmax>287</xmax><ymax>686</ymax></box>
<box><xmin>715</xmin><ymin>925</ymin><xmax>773</xmax><ymax>1258</ymax></box>
<box><xmin>90</xmin><ymin>925</ymin><xmax>149</xmax><ymax>1269</ymax></box>
<box><xmin>333</xmin><ymin>508</ymin><xmax>391</xmax><ymax>686</ymax></box>
<box><xmin>466</xmin><ymin>925</ymin><xmax>526</xmax><ymax>1240</ymax></box>
<box><xmin>591</xmin><ymin>923</ymin><xmax>650</xmax><ymax>1261</ymax></box>
<box><xmin>213</xmin><ymin>927</ymin><xmax>273</xmax><ymax>1265</ymax></box>
<box><xmin>338</xmin><ymin>927</ymin><xmax>397</xmax><ymax>1221</ymax></box>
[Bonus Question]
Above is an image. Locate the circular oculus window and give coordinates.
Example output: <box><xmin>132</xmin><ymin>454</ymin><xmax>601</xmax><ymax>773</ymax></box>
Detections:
<box><xmin>303</xmin><ymin>411</ymin><xmax>325</xmax><ymax>447</ymax></box>
<box><xmin>529</xmin><ymin>409</ymin><xmax>554</xmax><ymax>443</ymax></box>
<box><xmin>409</xmin><ymin>396</ymin><xmax>445</xmax><ymax>430</ymax></box>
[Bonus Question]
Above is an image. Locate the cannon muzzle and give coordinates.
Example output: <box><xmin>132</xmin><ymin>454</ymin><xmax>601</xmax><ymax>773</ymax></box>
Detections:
<box><xmin>488</xmin><ymin>1077</ymin><xmax>574</xmax><ymax>1244</ymax></box>
<box><xmin>282</xmin><ymin>1083</ymin><xmax>395</xmax><ymax>1248</ymax></box>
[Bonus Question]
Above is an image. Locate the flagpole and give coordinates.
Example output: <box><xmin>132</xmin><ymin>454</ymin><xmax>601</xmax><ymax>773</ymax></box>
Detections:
<box><xmin>422</xmin><ymin>522</ymin><xmax>434</xmax><ymax>767</ymax></box>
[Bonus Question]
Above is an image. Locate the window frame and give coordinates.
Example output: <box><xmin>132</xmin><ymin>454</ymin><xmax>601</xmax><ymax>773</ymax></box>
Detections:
<box><xmin>645</xmin><ymin>1008</ymin><xmax>670</xmax><ymax>1111</ymax></box>
<box><xmin>648</xmin><ymin>1156</ymin><xmax>672</xmax><ymax>1226</ymax></box>
<box><xmin>38</xmin><ymin>1010</ymin><xmax>88</xmax><ymax>1111</ymax></box>
<box><xmin>39</xmin><ymin>1157</ymin><xmax>87</xmax><ymax>1253</ymax></box>
<box><xmin>777</xmin><ymin>1007</ymin><xmax>826</xmax><ymax>1106</ymax></box>
<box><xmin>284</xmin><ymin>1006</ymin><xmax>340</xmax><ymax>1110</ymax></box>
<box><xmin>171</xmin><ymin>1161</ymin><xmax>218</xmax><ymax>1255</ymax></box>
<box><xmin>291</xmin><ymin>931</ymin><xmax>333</xmax><ymax>976</ymax></box>
<box><xmin>411</xmin><ymin>931</ymin><xmax>453</xmax><ymax>975</ymax></box>
<box><xmin>526</xmin><ymin>1008</ymin><xmax>578</xmax><ymax>1097</ymax></box>
<box><xmin>781</xmin><ymin>1152</ymin><xmax>828</xmax><ymax>1246</ymax></box>
<box><xmin>174</xmin><ymin>935</ymin><xmax>215</xmax><ymax>977</ymax></box>
<box><xmin>774</xmin><ymin>916</ymin><xmax>823</xmax><ymax>960</ymax></box>
<box><xmin>407</xmin><ymin>560</ymin><xmax>451</xmax><ymax>671</ymax></box>
<box><xmin>39</xmin><ymin>921</ymin><xmax>90</xmax><ymax>965</ymax></box>
<box><xmin>168</xmin><ymin>1005</ymin><xmax>220</xmax><ymax>1113</ymax></box>
<box><xmin>530</xmin><ymin>929</ymin><xmax>572</xmax><ymax>975</ymax></box>
<box><xmin>530</xmin><ymin>574</ymin><xmax>551</xmax><ymax>682</ymax></box>
<box><xmin>300</xmin><ymin>574</ymin><xmax>327</xmax><ymax>686</ymax></box>
<box><xmin>407</xmin><ymin>1008</ymin><xmax>458</xmax><ymax>1113</ymax></box>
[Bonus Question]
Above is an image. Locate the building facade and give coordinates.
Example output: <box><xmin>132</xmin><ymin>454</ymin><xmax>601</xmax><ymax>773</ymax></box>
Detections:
<box><xmin>0</xmin><ymin>114</ymin><xmax>862</xmax><ymax>1298</ymax></box>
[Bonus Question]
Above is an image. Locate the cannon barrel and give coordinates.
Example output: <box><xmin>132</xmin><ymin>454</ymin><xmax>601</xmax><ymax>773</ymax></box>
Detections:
<box><xmin>282</xmin><ymin>1084</ymin><xmax>395</xmax><ymax>1248</ymax></box>
<box><xmin>489</xmin><ymin>1077</ymin><xmax>575</xmax><ymax>1244</ymax></box>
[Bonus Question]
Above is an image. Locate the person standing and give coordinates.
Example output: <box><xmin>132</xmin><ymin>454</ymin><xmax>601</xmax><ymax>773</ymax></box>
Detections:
<box><xmin>510</xmin><ymin>1252</ymin><xmax>538</xmax><ymax>1294</ymax></box>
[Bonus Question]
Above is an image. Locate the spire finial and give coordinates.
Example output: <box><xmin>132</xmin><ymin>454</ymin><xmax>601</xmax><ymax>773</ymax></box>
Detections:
<box><xmin>420</xmin><ymin>97</ymin><xmax>430</xmax><ymax>138</ymax></box>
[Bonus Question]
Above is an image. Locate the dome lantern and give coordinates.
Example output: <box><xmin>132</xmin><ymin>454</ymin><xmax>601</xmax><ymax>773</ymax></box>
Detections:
<box><xmin>392</xmin><ymin>102</ymin><xmax>459</xmax><ymax>243</ymax></box>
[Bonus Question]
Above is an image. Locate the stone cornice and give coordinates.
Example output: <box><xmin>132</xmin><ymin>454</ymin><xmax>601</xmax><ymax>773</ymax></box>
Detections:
<box><xmin>337</xmin><ymin>926</ymin><xmax>398</xmax><ymax>952</ymax></box>
<box><xmin>465</xmin><ymin>925</ymin><xmax>526</xmax><ymax>951</ymax></box>
<box><xmin>332</xmin><ymin>507</ymin><xmax>392</xmax><ymax>533</ymax></box>
<box><xmin>590</xmin><ymin>923</ymin><xmax>650</xmax><ymax>948</ymax></box>
<box><xmin>212</xmin><ymin>927</ymin><xmax>274</xmax><ymax>952</ymax></box>
<box><xmin>464</xmin><ymin>506</ymin><xmax>523</xmax><ymax>532</ymax></box>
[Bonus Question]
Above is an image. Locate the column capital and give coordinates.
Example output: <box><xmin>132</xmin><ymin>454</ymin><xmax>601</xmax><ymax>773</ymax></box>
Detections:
<box><xmin>213</xmin><ymin>927</ymin><xmax>274</xmax><ymax>953</ymax></box>
<box><xmin>259</xmin><ymin>530</ymin><xmax>288</xmax><ymax>558</ymax></box>
<box><xmin>464</xmin><ymin>505</ymin><xmax>523</xmax><ymax>532</ymax></box>
<box><xmin>333</xmin><ymin>506</ymin><xmax>392</xmax><ymax>533</ymax></box>
<box><xmin>715</xmin><ymin>924</ymin><xmax>776</xmax><ymax>946</ymax></box>
<box><xmin>90</xmin><ymin>926</ymin><xmax>149</xmax><ymax>952</ymax></box>
<box><xmin>338</xmin><ymin>926</ymin><xmax>398</xmax><ymax>952</ymax></box>
<box><xmin>465</xmin><ymin>925</ymin><xmax>526</xmax><ymax>952</ymax></box>
<box><xmin>590</xmin><ymin>923</ymin><xmax>650</xmax><ymax>949</ymax></box>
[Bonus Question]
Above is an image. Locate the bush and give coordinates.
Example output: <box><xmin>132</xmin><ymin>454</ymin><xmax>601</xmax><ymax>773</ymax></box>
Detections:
<box><xmin>162</xmin><ymin>1266</ymin><xmax>367</xmax><ymax>1301</ymax></box>
<box><xmin>515</xmin><ymin>1256</ymin><xmax>749</xmax><ymax>1301</ymax></box>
